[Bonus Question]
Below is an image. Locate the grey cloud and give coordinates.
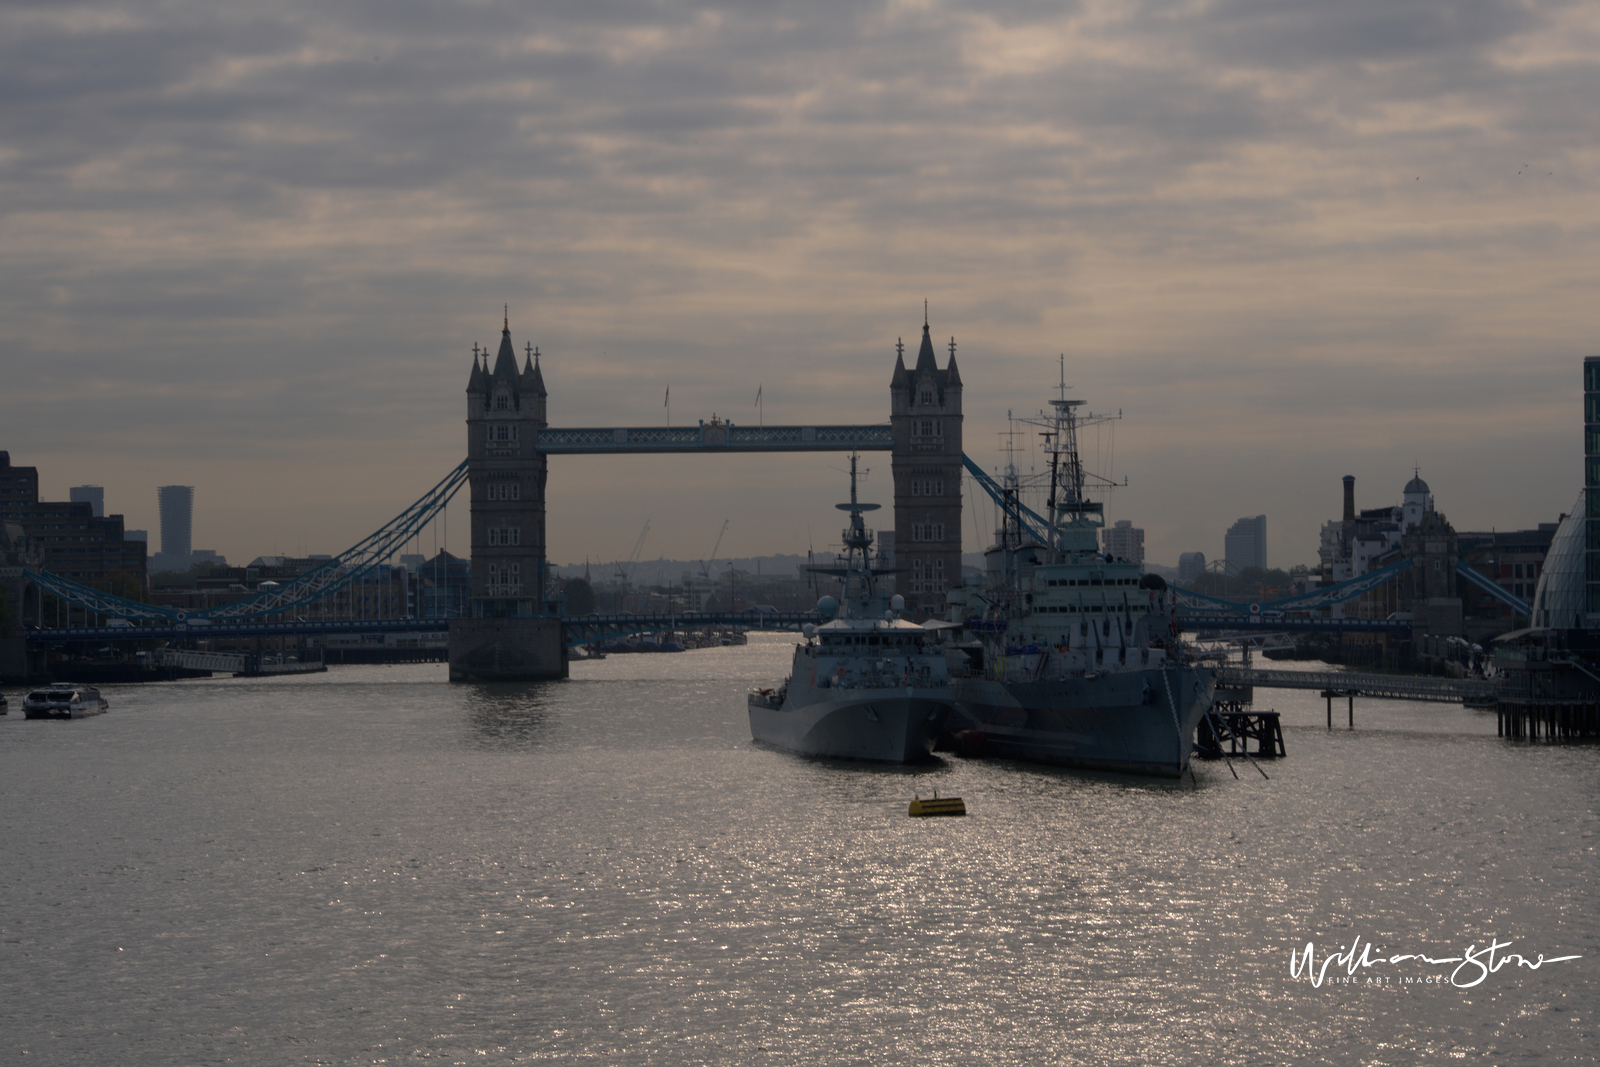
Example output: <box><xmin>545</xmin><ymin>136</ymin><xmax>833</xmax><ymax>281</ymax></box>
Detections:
<box><xmin>1187</xmin><ymin>0</ymin><xmax>1539</xmax><ymax>67</ymax></box>
<box><xmin>0</xmin><ymin>0</ymin><xmax>1593</xmax><ymax>561</ymax></box>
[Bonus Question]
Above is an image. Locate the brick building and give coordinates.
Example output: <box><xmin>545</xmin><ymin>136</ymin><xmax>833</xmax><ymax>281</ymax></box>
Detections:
<box><xmin>0</xmin><ymin>451</ymin><xmax>146</xmax><ymax>598</ymax></box>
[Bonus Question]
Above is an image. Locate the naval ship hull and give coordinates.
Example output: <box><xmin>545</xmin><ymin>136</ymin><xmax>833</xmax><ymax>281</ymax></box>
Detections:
<box><xmin>952</xmin><ymin>665</ymin><xmax>1215</xmax><ymax>777</ymax></box>
<box><xmin>749</xmin><ymin>688</ymin><xmax>953</xmax><ymax>763</ymax></box>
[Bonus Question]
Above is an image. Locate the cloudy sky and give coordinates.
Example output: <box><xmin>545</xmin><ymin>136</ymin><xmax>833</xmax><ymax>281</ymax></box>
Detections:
<box><xmin>3</xmin><ymin>0</ymin><xmax>1596</xmax><ymax>571</ymax></box>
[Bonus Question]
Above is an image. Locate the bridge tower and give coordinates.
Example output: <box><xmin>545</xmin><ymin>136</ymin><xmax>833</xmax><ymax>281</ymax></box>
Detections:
<box><xmin>890</xmin><ymin>318</ymin><xmax>963</xmax><ymax>618</ymax></box>
<box><xmin>447</xmin><ymin>312</ymin><xmax>567</xmax><ymax>681</ymax></box>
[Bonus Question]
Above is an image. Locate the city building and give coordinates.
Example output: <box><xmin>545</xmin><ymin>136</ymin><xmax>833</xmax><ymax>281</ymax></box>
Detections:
<box><xmin>1177</xmin><ymin>551</ymin><xmax>1206</xmax><ymax>583</ymax></box>
<box><xmin>0</xmin><ymin>452</ymin><xmax>39</xmax><ymax>511</ymax></box>
<box><xmin>1314</xmin><ymin>472</ymin><xmax>1461</xmax><ymax>635</ymax></box>
<box><xmin>418</xmin><ymin>551</ymin><xmax>472</xmax><ymax>618</ymax></box>
<box><xmin>1458</xmin><ymin>525</ymin><xmax>1558</xmax><ymax>625</ymax></box>
<box><xmin>890</xmin><ymin>319</ymin><xmax>963</xmax><ymax>618</ymax></box>
<box><xmin>1493</xmin><ymin>357</ymin><xmax>1600</xmax><ymax>732</ymax></box>
<box><xmin>1587</xmin><ymin>353</ymin><xmax>1600</xmax><ymax>621</ymax></box>
<box><xmin>0</xmin><ymin>451</ymin><xmax>147</xmax><ymax>602</ymax></box>
<box><xmin>1527</xmin><ymin>501</ymin><xmax>1583</xmax><ymax>631</ymax></box>
<box><xmin>1224</xmin><ymin>515</ymin><xmax>1267</xmax><ymax>573</ymax></box>
<box><xmin>1517</xmin><ymin>355</ymin><xmax>1600</xmax><ymax>634</ymax></box>
<box><xmin>69</xmin><ymin>486</ymin><xmax>104</xmax><ymax>517</ymax></box>
<box><xmin>1102</xmin><ymin>519</ymin><xmax>1144</xmax><ymax>564</ymax></box>
<box><xmin>155</xmin><ymin>485</ymin><xmax>194</xmax><ymax>571</ymax></box>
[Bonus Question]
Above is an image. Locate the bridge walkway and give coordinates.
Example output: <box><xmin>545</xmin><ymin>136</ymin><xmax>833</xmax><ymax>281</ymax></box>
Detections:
<box><xmin>1217</xmin><ymin>667</ymin><xmax>1495</xmax><ymax>704</ymax></box>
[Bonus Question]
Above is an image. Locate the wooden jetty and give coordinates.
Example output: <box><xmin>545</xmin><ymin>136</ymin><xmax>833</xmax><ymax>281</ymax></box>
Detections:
<box><xmin>1196</xmin><ymin>699</ymin><xmax>1286</xmax><ymax>760</ymax></box>
<box><xmin>1217</xmin><ymin>666</ymin><xmax>1498</xmax><ymax>731</ymax></box>
<box><xmin>1496</xmin><ymin>699</ymin><xmax>1600</xmax><ymax>740</ymax></box>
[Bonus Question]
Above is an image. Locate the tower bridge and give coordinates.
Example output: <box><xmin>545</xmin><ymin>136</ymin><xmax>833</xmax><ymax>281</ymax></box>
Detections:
<box><xmin>448</xmin><ymin>312</ymin><xmax>962</xmax><ymax>680</ymax></box>
<box><xmin>15</xmin><ymin>312</ymin><xmax>1428</xmax><ymax>682</ymax></box>
<box><xmin>16</xmin><ymin>313</ymin><xmax>965</xmax><ymax>682</ymax></box>
<box><xmin>15</xmin><ymin>308</ymin><xmax>1452</xmax><ymax>684</ymax></box>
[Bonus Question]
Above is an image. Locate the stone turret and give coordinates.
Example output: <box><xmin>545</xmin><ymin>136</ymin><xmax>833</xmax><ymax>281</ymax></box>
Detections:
<box><xmin>449</xmin><ymin>311</ymin><xmax>565</xmax><ymax>682</ymax></box>
<box><xmin>889</xmin><ymin>320</ymin><xmax>964</xmax><ymax>619</ymax></box>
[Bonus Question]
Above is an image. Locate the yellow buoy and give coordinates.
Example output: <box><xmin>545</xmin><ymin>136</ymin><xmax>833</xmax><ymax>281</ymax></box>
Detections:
<box><xmin>909</xmin><ymin>794</ymin><xmax>966</xmax><ymax>817</ymax></box>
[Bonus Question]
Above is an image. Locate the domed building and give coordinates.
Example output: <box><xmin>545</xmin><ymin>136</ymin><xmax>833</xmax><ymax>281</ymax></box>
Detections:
<box><xmin>1488</xmin><ymin>355</ymin><xmax>1600</xmax><ymax>739</ymax></box>
<box><xmin>1317</xmin><ymin>470</ymin><xmax>1459</xmax><ymax>629</ymax></box>
<box><xmin>1401</xmin><ymin>473</ymin><xmax>1432</xmax><ymax>532</ymax></box>
<box><xmin>1529</xmin><ymin>492</ymin><xmax>1586</xmax><ymax>631</ymax></box>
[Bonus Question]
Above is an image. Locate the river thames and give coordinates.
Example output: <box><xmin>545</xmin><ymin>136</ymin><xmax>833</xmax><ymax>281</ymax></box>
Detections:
<box><xmin>2</xmin><ymin>634</ymin><xmax>1594</xmax><ymax>1065</ymax></box>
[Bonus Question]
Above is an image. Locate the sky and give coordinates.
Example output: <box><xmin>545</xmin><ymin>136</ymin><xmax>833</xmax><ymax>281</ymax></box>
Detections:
<box><xmin>3</xmin><ymin>0</ymin><xmax>1597</xmax><ymax>572</ymax></box>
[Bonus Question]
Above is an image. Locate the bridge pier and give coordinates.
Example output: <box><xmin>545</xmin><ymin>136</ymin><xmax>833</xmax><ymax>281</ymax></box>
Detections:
<box><xmin>448</xmin><ymin>618</ymin><xmax>567</xmax><ymax>683</ymax></box>
<box><xmin>1322</xmin><ymin>689</ymin><xmax>1353</xmax><ymax>729</ymax></box>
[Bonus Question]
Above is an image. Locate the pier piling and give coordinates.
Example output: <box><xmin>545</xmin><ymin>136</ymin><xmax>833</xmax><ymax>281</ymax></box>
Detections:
<box><xmin>1321</xmin><ymin>689</ymin><xmax>1354</xmax><ymax>730</ymax></box>
<box><xmin>1496</xmin><ymin>699</ymin><xmax>1600</xmax><ymax>741</ymax></box>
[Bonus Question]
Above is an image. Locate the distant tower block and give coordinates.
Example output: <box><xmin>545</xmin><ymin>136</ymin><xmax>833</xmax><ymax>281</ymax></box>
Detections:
<box><xmin>889</xmin><ymin>318</ymin><xmax>963</xmax><ymax>618</ymax></box>
<box><xmin>1178</xmin><ymin>552</ymin><xmax>1206</xmax><ymax>583</ymax></box>
<box><xmin>1103</xmin><ymin>519</ymin><xmax>1145</xmax><ymax>564</ymax></box>
<box><xmin>1586</xmin><ymin>355</ymin><xmax>1600</xmax><ymax>623</ymax></box>
<box><xmin>157</xmin><ymin>485</ymin><xmax>194</xmax><ymax>559</ymax></box>
<box><xmin>70</xmin><ymin>486</ymin><xmax>105</xmax><ymax>518</ymax></box>
<box><xmin>448</xmin><ymin>311</ymin><xmax>566</xmax><ymax>682</ymax></box>
<box><xmin>1224</xmin><ymin>514</ymin><xmax>1267</xmax><ymax>573</ymax></box>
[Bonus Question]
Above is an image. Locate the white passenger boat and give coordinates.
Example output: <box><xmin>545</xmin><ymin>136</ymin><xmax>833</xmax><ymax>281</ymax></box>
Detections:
<box><xmin>949</xmin><ymin>366</ymin><xmax>1214</xmax><ymax>777</ymax></box>
<box><xmin>748</xmin><ymin>457</ymin><xmax>955</xmax><ymax>762</ymax></box>
<box><xmin>23</xmin><ymin>683</ymin><xmax>110</xmax><ymax>720</ymax></box>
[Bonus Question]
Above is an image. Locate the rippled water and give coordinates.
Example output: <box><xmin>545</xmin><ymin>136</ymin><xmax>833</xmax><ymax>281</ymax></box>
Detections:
<box><xmin>2</xmin><ymin>635</ymin><xmax>1595</xmax><ymax>1065</ymax></box>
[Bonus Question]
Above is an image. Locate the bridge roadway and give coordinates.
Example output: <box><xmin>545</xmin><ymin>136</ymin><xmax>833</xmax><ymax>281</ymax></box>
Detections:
<box><xmin>534</xmin><ymin>424</ymin><xmax>893</xmax><ymax>453</ymax></box>
<box><xmin>26</xmin><ymin>611</ymin><xmax>823</xmax><ymax>648</ymax></box>
<box><xmin>1176</xmin><ymin>614</ymin><xmax>1409</xmax><ymax>634</ymax></box>
<box><xmin>1217</xmin><ymin>667</ymin><xmax>1495</xmax><ymax>704</ymax></box>
<box><xmin>31</xmin><ymin>610</ymin><xmax>1409</xmax><ymax>647</ymax></box>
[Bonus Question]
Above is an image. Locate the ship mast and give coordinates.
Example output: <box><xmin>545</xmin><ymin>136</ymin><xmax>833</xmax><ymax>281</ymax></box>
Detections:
<box><xmin>1048</xmin><ymin>355</ymin><xmax>1088</xmax><ymax>557</ymax></box>
<box><xmin>1027</xmin><ymin>354</ymin><xmax>1116</xmax><ymax>563</ymax></box>
<box><xmin>836</xmin><ymin>451</ymin><xmax>879</xmax><ymax>607</ymax></box>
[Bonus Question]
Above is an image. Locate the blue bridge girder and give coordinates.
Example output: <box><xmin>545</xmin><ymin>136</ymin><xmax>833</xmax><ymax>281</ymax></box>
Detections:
<box><xmin>535</xmin><ymin>425</ymin><xmax>893</xmax><ymax>454</ymax></box>
<box><xmin>960</xmin><ymin>454</ymin><xmax>1053</xmax><ymax>543</ymax></box>
<box><xmin>26</xmin><ymin>617</ymin><xmax>452</xmax><ymax>643</ymax></box>
<box><xmin>26</xmin><ymin>611</ymin><xmax>823</xmax><ymax>647</ymax></box>
<box><xmin>22</xmin><ymin>460</ymin><xmax>470</xmax><ymax>624</ymax></box>
<box><xmin>1454</xmin><ymin>558</ymin><xmax>1531</xmax><ymax>617</ymax></box>
<box><xmin>30</xmin><ymin>609</ymin><xmax>1411</xmax><ymax>646</ymax></box>
<box><xmin>1173</xmin><ymin>556</ymin><xmax>1415</xmax><ymax>614</ymax></box>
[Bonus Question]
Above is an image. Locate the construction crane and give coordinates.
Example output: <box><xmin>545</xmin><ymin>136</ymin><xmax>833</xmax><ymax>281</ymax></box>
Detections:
<box><xmin>700</xmin><ymin>519</ymin><xmax>730</xmax><ymax>579</ymax></box>
<box><xmin>613</xmin><ymin>520</ymin><xmax>650</xmax><ymax>589</ymax></box>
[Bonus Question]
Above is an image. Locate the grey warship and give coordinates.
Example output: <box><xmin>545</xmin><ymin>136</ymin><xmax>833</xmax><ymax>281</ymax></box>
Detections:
<box><xmin>748</xmin><ymin>456</ymin><xmax>955</xmax><ymax>762</ymax></box>
<box><xmin>949</xmin><ymin>368</ymin><xmax>1214</xmax><ymax>777</ymax></box>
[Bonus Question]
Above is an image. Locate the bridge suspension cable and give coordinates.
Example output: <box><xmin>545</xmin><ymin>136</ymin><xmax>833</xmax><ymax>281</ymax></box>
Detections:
<box><xmin>1173</xmin><ymin>557</ymin><xmax>1414</xmax><ymax>614</ymax></box>
<box><xmin>26</xmin><ymin>460</ymin><xmax>470</xmax><ymax>623</ymax></box>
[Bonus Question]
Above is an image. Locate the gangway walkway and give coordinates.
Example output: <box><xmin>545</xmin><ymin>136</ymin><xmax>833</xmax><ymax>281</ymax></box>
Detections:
<box><xmin>154</xmin><ymin>649</ymin><xmax>247</xmax><ymax>674</ymax></box>
<box><xmin>1217</xmin><ymin>667</ymin><xmax>1495</xmax><ymax>704</ymax></box>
